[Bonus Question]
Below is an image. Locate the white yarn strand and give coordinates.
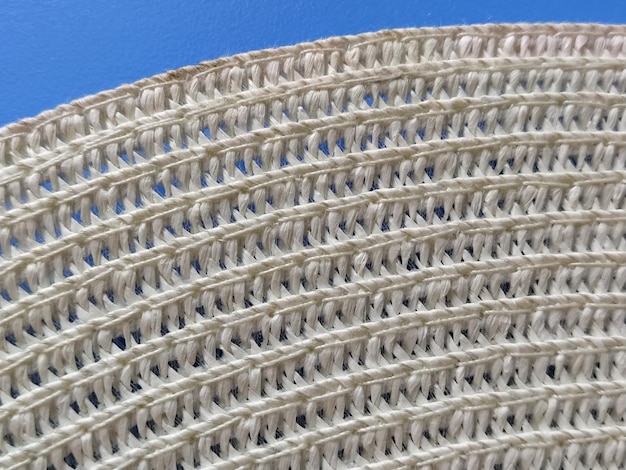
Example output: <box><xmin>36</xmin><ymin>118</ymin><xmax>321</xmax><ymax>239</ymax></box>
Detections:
<box><xmin>1</xmin><ymin>23</ymin><xmax>626</xmax><ymax>469</ymax></box>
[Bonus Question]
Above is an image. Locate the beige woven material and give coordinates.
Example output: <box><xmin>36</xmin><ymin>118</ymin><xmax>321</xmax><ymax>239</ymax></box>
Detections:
<box><xmin>1</xmin><ymin>23</ymin><xmax>626</xmax><ymax>469</ymax></box>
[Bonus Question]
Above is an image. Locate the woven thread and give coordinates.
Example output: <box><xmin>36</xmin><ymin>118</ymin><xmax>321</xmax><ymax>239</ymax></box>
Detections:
<box><xmin>1</xmin><ymin>23</ymin><xmax>626</xmax><ymax>469</ymax></box>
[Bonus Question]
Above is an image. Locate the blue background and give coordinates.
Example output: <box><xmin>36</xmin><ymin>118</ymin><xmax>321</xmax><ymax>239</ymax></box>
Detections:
<box><xmin>1</xmin><ymin>0</ymin><xmax>625</xmax><ymax>127</ymax></box>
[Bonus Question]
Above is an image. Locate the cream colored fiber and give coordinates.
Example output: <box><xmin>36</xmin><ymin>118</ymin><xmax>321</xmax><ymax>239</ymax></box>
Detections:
<box><xmin>1</xmin><ymin>23</ymin><xmax>626</xmax><ymax>469</ymax></box>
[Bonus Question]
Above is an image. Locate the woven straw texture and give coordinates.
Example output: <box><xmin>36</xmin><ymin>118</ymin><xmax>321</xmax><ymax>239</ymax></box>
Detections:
<box><xmin>1</xmin><ymin>23</ymin><xmax>626</xmax><ymax>469</ymax></box>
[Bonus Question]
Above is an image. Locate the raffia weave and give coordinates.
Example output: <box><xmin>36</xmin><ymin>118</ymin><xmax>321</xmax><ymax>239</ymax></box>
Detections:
<box><xmin>1</xmin><ymin>23</ymin><xmax>626</xmax><ymax>469</ymax></box>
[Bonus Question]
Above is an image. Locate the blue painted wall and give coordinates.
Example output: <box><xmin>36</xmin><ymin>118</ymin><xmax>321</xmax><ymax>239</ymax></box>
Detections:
<box><xmin>1</xmin><ymin>0</ymin><xmax>624</xmax><ymax>126</ymax></box>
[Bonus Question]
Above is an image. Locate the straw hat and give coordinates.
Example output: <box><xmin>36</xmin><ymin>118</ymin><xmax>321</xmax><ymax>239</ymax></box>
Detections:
<box><xmin>1</xmin><ymin>24</ymin><xmax>626</xmax><ymax>469</ymax></box>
